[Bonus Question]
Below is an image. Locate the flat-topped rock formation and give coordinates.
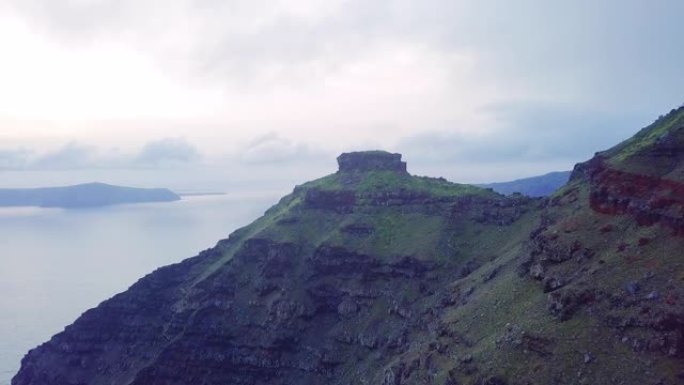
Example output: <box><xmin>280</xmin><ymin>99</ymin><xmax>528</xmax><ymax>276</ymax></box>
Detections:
<box><xmin>336</xmin><ymin>151</ymin><xmax>407</xmax><ymax>173</ymax></box>
<box><xmin>12</xmin><ymin>106</ymin><xmax>684</xmax><ymax>385</ymax></box>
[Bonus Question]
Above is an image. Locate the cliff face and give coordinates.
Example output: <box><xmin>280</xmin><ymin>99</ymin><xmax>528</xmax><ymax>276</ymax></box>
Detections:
<box><xmin>337</xmin><ymin>151</ymin><xmax>407</xmax><ymax>173</ymax></box>
<box><xmin>13</xmin><ymin>117</ymin><xmax>684</xmax><ymax>385</ymax></box>
<box><xmin>520</xmin><ymin>108</ymin><xmax>684</xmax><ymax>380</ymax></box>
<box><xmin>13</xmin><ymin>152</ymin><xmax>540</xmax><ymax>385</ymax></box>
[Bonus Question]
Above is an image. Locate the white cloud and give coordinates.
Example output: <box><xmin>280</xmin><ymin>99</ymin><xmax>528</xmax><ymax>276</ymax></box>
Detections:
<box><xmin>0</xmin><ymin>138</ymin><xmax>201</xmax><ymax>170</ymax></box>
<box><xmin>0</xmin><ymin>0</ymin><xmax>682</xmax><ymax>182</ymax></box>
<box><xmin>31</xmin><ymin>142</ymin><xmax>97</xmax><ymax>169</ymax></box>
<box><xmin>0</xmin><ymin>149</ymin><xmax>31</xmax><ymax>170</ymax></box>
<box><xmin>135</xmin><ymin>138</ymin><xmax>201</xmax><ymax>166</ymax></box>
<box><xmin>238</xmin><ymin>132</ymin><xmax>327</xmax><ymax>164</ymax></box>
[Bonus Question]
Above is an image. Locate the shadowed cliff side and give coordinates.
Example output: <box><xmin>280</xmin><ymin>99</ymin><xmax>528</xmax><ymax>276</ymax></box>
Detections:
<box><xmin>13</xmin><ymin>151</ymin><xmax>540</xmax><ymax>385</ymax></box>
<box><xmin>13</xmin><ymin>108</ymin><xmax>684</xmax><ymax>385</ymax></box>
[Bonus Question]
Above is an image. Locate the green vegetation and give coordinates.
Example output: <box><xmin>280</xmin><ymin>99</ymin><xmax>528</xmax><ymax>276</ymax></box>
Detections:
<box><xmin>301</xmin><ymin>170</ymin><xmax>495</xmax><ymax>198</ymax></box>
<box><xmin>14</xmin><ymin>122</ymin><xmax>684</xmax><ymax>385</ymax></box>
<box><xmin>605</xmin><ymin>105</ymin><xmax>684</xmax><ymax>162</ymax></box>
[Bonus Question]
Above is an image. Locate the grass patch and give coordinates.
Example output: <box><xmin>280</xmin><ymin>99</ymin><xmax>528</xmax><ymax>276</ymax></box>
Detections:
<box><xmin>606</xmin><ymin>105</ymin><xmax>684</xmax><ymax>162</ymax></box>
<box><xmin>300</xmin><ymin>170</ymin><xmax>496</xmax><ymax>198</ymax></box>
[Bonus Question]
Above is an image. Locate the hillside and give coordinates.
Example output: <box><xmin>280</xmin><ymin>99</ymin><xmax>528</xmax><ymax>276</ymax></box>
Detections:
<box><xmin>12</xmin><ymin>109</ymin><xmax>684</xmax><ymax>385</ymax></box>
<box><xmin>0</xmin><ymin>183</ymin><xmax>180</xmax><ymax>208</ymax></box>
<box><xmin>479</xmin><ymin>171</ymin><xmax>571</xmax><ymax>197</ymax></box>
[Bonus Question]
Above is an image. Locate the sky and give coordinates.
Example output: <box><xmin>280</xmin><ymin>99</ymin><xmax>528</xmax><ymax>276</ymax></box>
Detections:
<box><xmin>1</xmin><ymin>0</ymin><xmax>683</xmax><ymax>190</ymax></box>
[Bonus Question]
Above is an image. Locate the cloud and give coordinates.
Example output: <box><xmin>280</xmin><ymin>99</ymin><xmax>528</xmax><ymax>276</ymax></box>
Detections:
<box><xmin>0</xmin><ymin>138</ymin><xmax>201</xmax><ymax>170</ymax></box>
<box><xmin>3</xmin><ymin>0</ymin><xmax>448</xmax><ymax>85</ymax></box>
<box><xmin>7</xmin><ymin>0</ymin><xmax>684</xmax><ymax>107</ymax></box>
<box><xmin>238</xmin><ymin>133</ymin><xmax>328</xmax><ymax>164</ymax></box>
<box><xmin>0</xmin><ymin>149</ymin><xmax>31</xmax><ymax>170</ymax></box>
<box><xmin>30</xmin><ymin>142</ymin><xmax>97</xmax><ymax>170</ymax></box>
<box><xmin>481</xmin><ymin>102</ymin><xmax>648</xmax><ymax>160</ymax></box>
<box><xmin>393</xmin><ymin>101</ymin><xmax>660</xmax><ymax>182</ymax></box>
<box><xmin>398</xmin><ymin>102</ymin><xmax>651</xmax><ymax>164</ymax></box>
<box><xmin>452</xmin><ymin>1</ymin><xmax>684</xmax><ymax>113</ymax></box>
<box><xmin>1</xmin><ymin>0</ymin><xmax>684</xmax><ymax>183</ymax></box>
<box><xmin>134</xmin><ymin>138</ymin><xmax>201</xmax><ymax>166</ymax></box>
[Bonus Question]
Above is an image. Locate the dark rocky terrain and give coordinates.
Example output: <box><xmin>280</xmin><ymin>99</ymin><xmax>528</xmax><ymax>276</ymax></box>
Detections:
<box><xmin>12</xmin><ymin>107</ymin><xmax>684</xmax><ymax>385</ymax></box>
<box><xmin>0</xmin><ymin>183</ymin><xmax>179</xmax><ymax>208</ymax></box>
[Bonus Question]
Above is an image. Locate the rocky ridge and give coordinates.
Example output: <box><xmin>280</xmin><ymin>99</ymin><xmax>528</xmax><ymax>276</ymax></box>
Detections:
<box><xmin>12</xmin><ymin>109</ymin><xmax>684</xmax><ymax>385</ymax></box>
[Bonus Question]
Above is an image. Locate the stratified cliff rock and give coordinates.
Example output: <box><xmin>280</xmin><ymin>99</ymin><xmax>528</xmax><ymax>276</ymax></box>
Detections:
<box><xmin>13</xmin><ymin>106</ymin><xmax>684</xmax><ymax>385</ymax></box>
<box><xmin>337</xmin><ymin>151</ymin><xmax>407</xmax><ymax>173</ymax></box>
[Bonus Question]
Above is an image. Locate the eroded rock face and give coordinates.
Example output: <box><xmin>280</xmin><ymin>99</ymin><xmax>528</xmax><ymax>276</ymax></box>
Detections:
<box><xmin>13</xmin><ymin>153</ymin><xmax>542</xmax><ymax>385</ymax></box>
<box><xmin>586</xmin><ymin>158</ymin><xmax>684</xmax><ymax>235</ymax></box>
<box><xmin>303</xmin><ymin>189</ymin><xmax>356</xmax><ymax>212</ymax></box>
<box><xmin>517</xmin><ymin>121</ymin><xmax>684</xmax><ymax>378</ymax></box>
<box><xmin>13</xmin><ymin>122</ymin><xmax>684</xmax><ymax>385</ymax></box>
<box><xmin>337</xmin><ymin>151</ymin><xmax>407</xmax><ymax>173</ymax></box>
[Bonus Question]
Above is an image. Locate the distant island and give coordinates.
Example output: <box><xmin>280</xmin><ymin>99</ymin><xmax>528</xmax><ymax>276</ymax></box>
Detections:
<box><xmin>0</xmin><ymin>182</ymin><xmax>180</xmax><ymax>208</ymax></box>
<box><xmin>479</xmin><ymin>170</ymin><xmax>571</xmax><ymax>197</ymax></box>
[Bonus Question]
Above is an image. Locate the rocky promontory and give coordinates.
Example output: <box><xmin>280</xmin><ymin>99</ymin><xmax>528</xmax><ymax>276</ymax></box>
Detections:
<box><xmin>12</xmin><ymin>108</ymin><xmax>684</xmax><ymax>385</ymax></box>
<box><xmin>337</xmin><ymin>151</ymin><xmax>407</xmax><ymax>173</ymax></box>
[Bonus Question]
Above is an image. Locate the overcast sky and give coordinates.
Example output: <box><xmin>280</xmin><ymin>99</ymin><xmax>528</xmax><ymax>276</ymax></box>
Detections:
<box><xmin>1</xmin><ymin>0</ymin><xmax>683</xmax><ymax>188</ymax></box>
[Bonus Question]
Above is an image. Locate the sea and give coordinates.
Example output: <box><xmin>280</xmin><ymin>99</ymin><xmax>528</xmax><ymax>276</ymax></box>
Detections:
<box><xmin>0</xmin><ymin>193</ymin><xmax>279</xmax><ymax>384</ymax></box>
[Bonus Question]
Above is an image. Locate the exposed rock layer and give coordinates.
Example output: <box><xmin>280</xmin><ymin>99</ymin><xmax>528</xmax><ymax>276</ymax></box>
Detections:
<box><xmin>13</xmin><ymin>110</ymin><xmax>684</xmax><ymax>385</ymax></box>
<box><xmin>337</xmin><ymin>151</ymin><xmax>407</xmax><ymax>173</ymax></box>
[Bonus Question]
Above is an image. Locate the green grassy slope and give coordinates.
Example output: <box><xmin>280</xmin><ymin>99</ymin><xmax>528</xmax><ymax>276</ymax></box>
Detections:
<box><xmin>12</xmin><ymin>123</ymin><xmax>684</xmax><ymax>385</ymax></box>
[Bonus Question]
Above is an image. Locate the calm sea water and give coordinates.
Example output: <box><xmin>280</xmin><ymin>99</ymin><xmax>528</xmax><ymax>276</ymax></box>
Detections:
<box><xmin>0</xmin><ymin>194</ymin><xmax>277</xmax><ymax>384</ymax></box>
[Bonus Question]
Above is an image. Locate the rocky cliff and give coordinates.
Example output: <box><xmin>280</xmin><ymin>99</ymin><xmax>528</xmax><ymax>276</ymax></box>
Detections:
<box><xmin>337</xmin><ymin>151</ymin><xmax>407</xmax><ymax>173</ymax></box>
<box><xmin>12</xmin><ymin>110</ymin><xmax>684</xmax><ymax>385</ymax></box>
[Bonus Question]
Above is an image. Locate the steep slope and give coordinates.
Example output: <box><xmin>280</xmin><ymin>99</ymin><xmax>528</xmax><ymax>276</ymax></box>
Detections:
<box><xmin>13</xmin><ymin>108</ymin><xmax>684</xmax><ymax>385</ymax></box>
<box><xmin>13</xmin><ymin>151</ymin><xmax>540</xmax><ymax>385</ymax></box>
<box><xmin>514</xmin><ymin>106</ymin><xmax>684</xmax><ymax>383</ymax></box>
<box><xmin>479</xmin><ymin>171</ymin><xmax>571</xmax><ymax>197</ymax></box>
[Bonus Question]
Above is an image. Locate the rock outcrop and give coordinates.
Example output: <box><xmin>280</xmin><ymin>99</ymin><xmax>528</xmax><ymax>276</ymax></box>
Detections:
<box><xmin>12</xmin><ymin>107</ymin><xmax>684</xmax><ymax>385</ymax></box>
<box><xmin>337</xmin><ymin>151</ymin><xmax>407</xmax><ymax>173</ymax></box>
<box><xmin>581</xmin><ymin>156</ymin><xmax>684</xmax><ymax>235</ymax></box>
